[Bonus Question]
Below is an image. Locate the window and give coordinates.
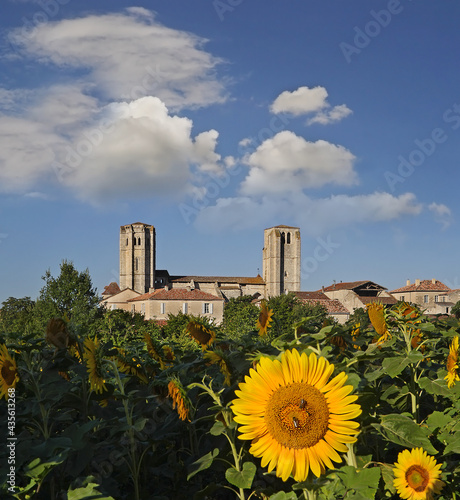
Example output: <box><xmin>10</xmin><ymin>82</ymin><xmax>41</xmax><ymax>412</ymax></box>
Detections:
<box><xmin>203</xmin><ymin>303</ymin><xmax>213</xmax><ymax>314</ymax></box>
<box><xmin>138</xmin><ymin>237</ymin><xmax>141</xmax><ymax>246</ymax></box>
<box><xmin>441</xmin><ymin>296</ymin><xmax>446</xmax><ymax>302</ymax></box>
<box><xmin>423</xmin><ymin>295</ymin><xmax>429</xmax><ymax>303</ymax></box>
<box><xmin>435</xmin><ymin>295</ymin><xmax>439</xmax><ymax>303</ymax></box>
<box><xmin>111</xmin><ymin>304</ymin><xmax>117</xmax><ymax>310</ymax></box>
<box><xmin>160</xmin><ymin>303</ymin><xmax>165</xmax><ymax>314</ymax></box>
<box><xmin>135</xmin><ymin>257</ymin><xmax>139</xmax><ymax>271</ymax></box>
<box><xmin>183</xmin><ymin>303</ymin><xmax>188</xmax><ymax>314</ymax></box>
<box><xmin>126</xmin><ymin>238</ymin><xmax>128</xmax><ymax>246</ymax></box>
<box><xmin>141</xmin><ymin>303</ymin><xmax>145</xmax><ymax>315</ymax></box>
<box><xmin>131</xmin><ymin>304</ymin><xmax>135</xmax><ymax>313</ymax></box>
<box><xmin>400</xmin><ymin>295</ymin><xmax>405</xmax><ymax>302</ymax></box>
<box><xmin>287</xmin><ymin>232</ymin><xmax>291</xmax><ymax>244</ymax></box>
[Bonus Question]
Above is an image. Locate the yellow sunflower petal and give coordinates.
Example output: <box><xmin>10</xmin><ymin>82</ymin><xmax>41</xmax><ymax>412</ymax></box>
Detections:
<box><xmin>231</xmin><ymin>348</ymin><xmax>360</xmax><ymax>482</ymax></box>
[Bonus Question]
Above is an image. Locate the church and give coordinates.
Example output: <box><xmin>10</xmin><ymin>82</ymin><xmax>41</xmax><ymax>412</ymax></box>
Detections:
<box><xmin>100</xmin><ymin>222</ymin><xmax>302</xmax><ymax>323</ymax></box>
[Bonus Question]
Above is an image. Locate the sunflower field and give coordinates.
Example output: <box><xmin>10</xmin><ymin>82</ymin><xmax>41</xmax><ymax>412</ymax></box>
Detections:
<box><xmin>1</xmin><ymin>300</ymin><xmax>460</xmax><ymax>499</ymax></box>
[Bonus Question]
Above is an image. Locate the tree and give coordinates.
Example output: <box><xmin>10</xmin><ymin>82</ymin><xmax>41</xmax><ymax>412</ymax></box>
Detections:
<box><xmin>222</xmin><ymin>296</ymin><xmax>259</xmax><ymax>339</ymax></box>
<box><xmin>0</xmin><ymin>296</ymin><xmax>37</xmax><ymax>336</ymax></box>
<box><xmin>268</xmin><ymin>292</ymin><xmax>328</xmax><ymax>337</ymax></box>
<box><xmin>452</xmin><ymin>300</ymin><xmax>460</xmax><ymax>319</ymax></box>
<box><xmin>89</xmin><ymin>308</ymin><xmax>161</xmax><ymax>344</ymax></box>
<box><xmin>34</xmin><ymin>260</ymin><xmax>100</xmax><ymax>332</ymax></box>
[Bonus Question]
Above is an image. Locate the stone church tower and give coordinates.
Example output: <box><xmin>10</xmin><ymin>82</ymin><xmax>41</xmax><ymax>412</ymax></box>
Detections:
<box><xmin>263</xmin><ymin>225</ymin><xmax>301</xmax><ymax>297</ymax></box>
<box><xmin>119</xmin><ymin>222</ymin><xmax>155</xmax><ymax>294</ymax></box>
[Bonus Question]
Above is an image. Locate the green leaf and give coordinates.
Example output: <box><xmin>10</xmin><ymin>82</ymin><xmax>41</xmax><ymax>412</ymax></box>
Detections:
<box><xmin>336</xmin><ymin>466</ymin><xmax>381</xmax><ymax>499</ymax></box>
<box><xmin>209</xmin><ymin>420</ymin><xmax>226</xmax><ymax>436</ymax></box>
<box><xmin>187</xmin><ymin>448</ymin><xmax>219</xmax><ymax>480</ymax></box>
<box><xmin>225</xmin><ymin>462</ymin><xmax>256</xmax><ymax>489</ymax></box>
<box><xmin>382</xmin><ymin>356</ymin><xmax>410</xmax><ymax>378</ymax></box>
<box><xmin>418</xmin><ymin>377</ymin><xmax>452</xmax><ymax>397</ymax></box>
<box><xmin>67</xmin><ymin>482</ymin><xmax>116</xmax><ymax>500</ymax></box>
<box><xmin>443</xmin><ymin>432</ymin><xmax>460</xmax><ymax>455</ymax></box>
<box><xmin>133</xmin><ymin>417</ymin><xmax>148</xmax><ymax>432</ymax></box>
<box><xmin>426</xmin><ymin>411</ymin><xmax>452</xmax><ymax>432</ymax></box>
<box><xmin>377</xmin><ymin>414</ymin><xmax>437</xmax><ymax>454</ymax></box>
<box><xmin>269</xmin><ymin>492</ymin><xmax>298</xmax><ymax>500</ymax></box>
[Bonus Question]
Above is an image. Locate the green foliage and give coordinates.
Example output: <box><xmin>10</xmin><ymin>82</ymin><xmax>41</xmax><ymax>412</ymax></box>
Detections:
<box><xmin>2</xmin><ymin>298</ymin><xmax>460</xmax><ymax>499</ymax></box>
<box><xmin>452</xmin><ymin>300</ymin><xmax>460</xmax><ymax>319</ymax></box>
<box><xmin>222</xmin><ymin>295</ymin><xmax>259</xmax><ymax>339</ymax></box>
<box><xmin>89</xmin><ymin>308</ymin><xmax>161</xmax><ymax>345</ymax></box>
<box><xmin>268</xmin><ymin>292</ymin><xmax>328</xmax><ymax>338</ymax></box>
<box><xmin>0</xmin><ymin>296</ymin><xmax>36</xmax><ymax>336</ymax></box>
<box><xmin>162</xmin><ymin>311</ymin><xmax>219</xmax><ymax>350</ymax></box>
<box><xmin>34</xmin><ymin>260</ymin><xmax>100</xmax><ymax>333</ymax></box>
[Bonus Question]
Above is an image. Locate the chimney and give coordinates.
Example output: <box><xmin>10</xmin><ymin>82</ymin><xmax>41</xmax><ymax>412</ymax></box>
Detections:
<box><xmin>322</xmin><ymin>285</ymin><xmax>325</xmax><ymax>292</ymax></box>
<box><xmin>432</xmin><ymin>278</ymin><xmax>436</xmax><ymax>284</ymax></box>
<box><xmin>415</xmin><ymin>279</ymin><xmax>420</xmax><ymax>286</ymax></box>
<box><xmin>406</xmin><ymin>279</ymin><xmax>410</xmax><ymax>286</ymax></box>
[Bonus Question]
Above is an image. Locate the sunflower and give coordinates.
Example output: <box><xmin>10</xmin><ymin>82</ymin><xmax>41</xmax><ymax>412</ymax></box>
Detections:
<box><xmin>393</xmin><ymin>448</ymin><xmax>445</xmax><ymax>500</ymax></box>
<box><xmin>168</xmin><ymin>378</ymin><xmax>191</xmax><ymax>421</ymax></box>
<box><xmin>204</xmin><ymin>349</ymin><xmax>232</xmax><ymax>386</ymax></box>
<box><xmin>367</xmin><ymin>303</ymin><xmax>390</xmax><ymax>344</ymax></box>
<box><xmin>231</xmin><ymin>348</ymin><xmax>361</xmax><ymax>482</ymax></box>
<box><xmin>0</xmin><ymin>344</ymin><xmax>19</xmax><ymax>400</ymax></box>
<box><xmin>445</xmin><ymin>336</ymin><xmax>460</xmax><ymax>389</ymax></box>
<box><xmin>115</xmin><ymin>349</ymin><xmax>147</xmax><ymax>384</ymax></box>
<box><xmin>257</xmin><ymin>300</ymin><xmax>274</xmax><ymax>336</ymax></box>
<box><xmin>83</xmin><ymin>337</ymin><xmax>107</xmax><ymax>394</ymax></box>
<box><xmin>162</xmin><ymin>345</ymin><xmax>176</xmax><ymax>362</ymax></box>
<box><xmin>186</xmin><ymin>320</ymin><xmax>216</xmax><ymax>349</ymax></box>
<box><xmin>45</xmin><ymin>317</ymin><xmax>69</xmax><ymax>350</ymax></box>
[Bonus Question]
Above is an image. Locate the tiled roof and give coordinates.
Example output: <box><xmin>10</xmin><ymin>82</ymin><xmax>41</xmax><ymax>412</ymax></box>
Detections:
<box><xmin>128</xmin><ymin>288</ymin><xmax>224</xmax><ymax>302</ymax></box>
<box><xmin>293</xmin><ymin>291</ymin><xmax>349</xmax><ymax>314</ymax></box>
<box><xmin>359</xmin><ymin>296</ymin><xmax>397</xmax><ymax>305</ymax></box>
<box><xmin>102</xmin><ymin>282</ymin><xmax>121</xmax><ymax>296</ymax></box>
<box><xmin>390</xmin><ymin>280</ymin><xmax>451</xmax><ymax>293</ymax></box>
<box><xmin>171</xmin><ymin>275</ymin><xmax>265</xmax><ymax>285</ymax></box>
<box><xmin>321</xmin><ymin>281</ymin><xmax>386</xmax><ymax>292</ymax></box>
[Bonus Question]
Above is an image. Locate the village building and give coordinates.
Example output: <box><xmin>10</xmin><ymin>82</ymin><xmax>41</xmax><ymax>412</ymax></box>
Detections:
<box><xmin>101</xmin><ymin>222</ymin><xmax>302</xmax><ymax>323</ymax></box>
<box><xmin>390</xmin><ymin>279</ymin><xmax>453</xmax><ymax>315</ymax></box>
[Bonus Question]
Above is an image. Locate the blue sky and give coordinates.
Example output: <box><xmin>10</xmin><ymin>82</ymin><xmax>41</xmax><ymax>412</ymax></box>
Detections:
<box><xmin>1</xmin><ymin>0</ymin><xmax>459</xmax><ymax>304</ymax></box>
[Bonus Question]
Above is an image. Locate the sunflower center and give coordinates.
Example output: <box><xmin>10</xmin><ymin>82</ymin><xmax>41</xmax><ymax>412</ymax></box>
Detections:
<box><xmin>405</xmin><ymin>465</ymin><xmax>430</xmax><ymax>492</ymax></box>
<box><xmin>265</xmin><ymin>382</ymin><xmax>329</xmax><ymax>449</ymax></box>
<box><xmin>1</xmin><ymin>360</ymin><xmax>16</xmax><ymax>386</ymax></box>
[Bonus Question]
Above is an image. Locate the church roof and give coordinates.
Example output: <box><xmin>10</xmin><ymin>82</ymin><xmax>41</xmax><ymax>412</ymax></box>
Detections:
<box><xmin>128</xmin><ymin>288</ymin><xmax>224</xmax><ymax>302</ymax></box>
<box><xmin>170</xmin><ymin>275</ymin><xmax>265</xmax><ymax>285</ymax></box>
<box><xmin>320</xmin><ymin>280</ymin><xmax>386</xmax><ymax>292</ymax></box>
<box><xmin>102</xmin><ymin>282</ymin><xmax>121</xmax><ymax>296</ymax></box>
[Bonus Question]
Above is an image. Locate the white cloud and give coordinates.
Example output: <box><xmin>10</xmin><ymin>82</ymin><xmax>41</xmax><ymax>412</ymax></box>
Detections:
<box><xmin>240</xmin><ymin>131</ymin><xmax>357</xmax><ymax>195</ymax></box>
<box><xmin>307</xmin><ymin>104</ymin><xmax>353</xmax><ymax>125</ymax></box>
<box><xmin>56</xmin><ymin>96</ymin><xmax>224</xmax><ymax>202</ymax></box>
<box><xmin>8</xmin><ymin>8</ymin><xmax>227</xmax><ymax>110</ymax></box>
<box><xmin>194</xmin><ymin>192</ymin><xmax>423</xmax><ymax>234</ymax></box>
<box><xmin>270</xmin><ymin>86</ymin><xmax>352</xmax><ymax>125</ymax></box>
<box><xmin>0</xmin><ymin>86</ymin><xmax>224</xmax><ymax>201</ymax></box>
<box><xmin>428</xmin><ymin>202</ymin><xmax>452</xmax><ymax>229</ymax></box>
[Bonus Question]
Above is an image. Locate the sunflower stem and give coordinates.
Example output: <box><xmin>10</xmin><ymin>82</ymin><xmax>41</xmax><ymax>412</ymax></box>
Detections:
<box><xmin>108</xmin><ymin>360</ymin><xmax>142</xmax><ymax>500</ymax></box>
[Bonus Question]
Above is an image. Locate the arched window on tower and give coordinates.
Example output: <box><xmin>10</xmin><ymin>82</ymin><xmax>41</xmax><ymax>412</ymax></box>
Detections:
<box><xmin>135</xmin><ymin>257</ymin><xmax>139</xmax><ymax>271</ymax></box>
<box><xmin>138</xmin><ymin>237</ymin><xmax>141</xmax><ymax>246</ymax></box>
<box><xmin>287</xmin><ymin>232</ymin><xmax>291</xmax><ymax>244</ymax></box>
<box><xmin>126</xmin><ymin>238</ymin><xmax>128</xmax><ymax>246</ymax></box>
